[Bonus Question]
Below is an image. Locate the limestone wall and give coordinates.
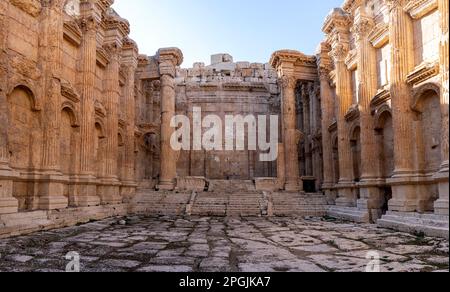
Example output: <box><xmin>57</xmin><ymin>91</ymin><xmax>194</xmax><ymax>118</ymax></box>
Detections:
<box><xmin>174</xmin><ymin>55</ymin><xmax>281</xmax><ymax>180</ymax></box>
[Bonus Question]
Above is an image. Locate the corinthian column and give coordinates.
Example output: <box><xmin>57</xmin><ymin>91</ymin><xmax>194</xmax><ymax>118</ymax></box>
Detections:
<box><xmin>331</xmin><ymin>44</ymin><xmax>356</xmax><ymax>207</ymax></box>
<box><xmin>281</xmin><ymin>76</ymin><xmax>303</xmax><ymax>191</ymax></box>
<box><xmin>98</xmin><ymin>42</ymin><xmax>122</xmax><ymax>204</ymax></box>
<box><xmin>386</xmin><ymin>0</ymin><xmax>418</xmax><ymax>212</ymax></box>
<box><xmin>157</xmin><ymin>48</ymin><xmax>183</xmax><ymax>191</ymax></box>
<box><xmin>120</xmin><ymin>38</ymin><xmax>139</xmax><ymax>202</ymax></box>
<box><xmin>317</xmin><ymin>42</ymin><xmax>336</xmax><ymax>203</ymax></box>
<box><xmin>73</xmin><ymin>12</ymin><xmax>101</xmax><ymax>207</ymax></box>
<box><xmin>0</xmin><ymin>0</ymin><xmax>19</xmax><ymax>214</ymax></box>
<box><xmin>323</xmin><ymin>8</ymin><xmax>356</xmax><ymax>206</ymax></box>
<box><xmin>434</xmin><ymin>0</ymin><xmax>449</xmax><ymax>215</ymax></box>
<box><xmin>38</xmin><ymin>1</ymin><xmax>68</xmax><ymax>210</ymax></box>
<box><xmin>354</xmin><ymin>8</ymin><xmax>384</xmax><ymax>219</ymax></box>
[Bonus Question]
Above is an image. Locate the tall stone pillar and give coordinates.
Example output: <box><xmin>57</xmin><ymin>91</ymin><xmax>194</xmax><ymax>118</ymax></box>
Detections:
<box><xmin>157</xmin><ymin>48</ymin><xmax>183</xmax><ymax>191</ymax></box>
<box><xmin>280</xmin><ymin>76</ymin><xmax>303</xmax><ymax>191</ymax></box>
<box><xmin>317</xmin><ymin>43</ymin><xmax>336</xmax><ymax>203</ymax></box>
<box><xmin>276</xmin><ymin>143</ymin><xmax>286</xmax><ymax>189</ymax></box>
<box><xmin>354</xmin><ymin>8</ymin><xmax>384</xmax><ymax>219</ymax></box>
<box><xmin>98</xmin><ymin>42</ymin><xmax>122</xmax><ymax>204</ymax></box>
<box><xmin>38</xmin><ymin>1</ymin><xmax>68</xmax><ymax>210</ymax></box>
<box><xmin>386</xmin><ymin>0</ymin><xmax>419</xmax><ymax>212</ymax></box>
<box><xmin>302</xmin><ymin>88</ymin><xmax>312</xmax><ymax>177</ymax></box>
<box><xmin>324</xmin><ymin>9</ymin><xmax>356</xmax><ymax>206</ymax></box>
<box><xmin>0</xmin><ymin>0</ymin><xmax>19</xmax><ymax>214</ymax></box>
<box><xmin>331</xmin><ymin>46</ymin><xmax>356</xmax><ymax>206</ymax></box>
<box><xmin>73</xmin><ymin>9</ymin><xmax>101</xmax><ymax>207</ymax></box>
<box><xmin>121</xmin><ymin>38</ymin><xmax>139</xmax><ymax>201</ymax></box>
<box><xmin>434</xmin><ymin>0</ymin><xmax>449</xmax><ymax>215</ymax></box>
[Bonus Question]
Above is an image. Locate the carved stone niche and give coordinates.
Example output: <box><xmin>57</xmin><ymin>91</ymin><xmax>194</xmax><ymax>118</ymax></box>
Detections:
<box><xmin>10</xmin><ymin>0</ymin><xmax>42</xmax><ymax>17</ymax></box>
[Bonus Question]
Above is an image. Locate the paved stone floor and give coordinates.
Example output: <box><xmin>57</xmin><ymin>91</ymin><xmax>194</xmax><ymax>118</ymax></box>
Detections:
<box><xmin>0</xmin><ymin>216</ymin><xmax>448</xmax><ymax>272</ymax></box>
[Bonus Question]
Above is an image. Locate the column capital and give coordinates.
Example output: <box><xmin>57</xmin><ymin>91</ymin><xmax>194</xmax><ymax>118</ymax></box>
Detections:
<box><xmin>122</xmin><ymin>37</ymin><xmax>139</xmax><ymax>69</ymax></box>
<box><xmin>330</xmin><ymin>43</ymin><xmax>349</xmax><ymax>63</ymax></box>
<box><xmin>386</xmin><ymin>0</ymin><xmax>408</xmax><ymax>11</ymax></box>
<box><xmin>353</xmin><ymin>15</ymin><xmax>374</xmax><ymax>41</ymax></box>
<box><xmin>157</xmin><ymin>47</ymin><xmax>183</xmax><ymax>77</ymax></box>
<box><xmin>78</xmin><ymin>16</ymin><xmax>100</xmax><ymax>33</ymax></box>
<box><xmin>279</xmin><ymin>76</ymin><xmax>297</xmax><ymax>91</ymax></box>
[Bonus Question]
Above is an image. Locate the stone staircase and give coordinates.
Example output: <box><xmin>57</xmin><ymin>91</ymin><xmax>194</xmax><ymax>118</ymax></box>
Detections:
<box><xmin>190</xmin><ymin>192</ymin><xmax>263</xmax><ymax>217</ymax></box>
<box><xmin>327</xmin><ymin>206</ymin><xmax>371</xmax><ymax>223</ymax></box>
<box><xmin>132</xmin><ymin>181</ymin><xmax>329</xmax><ymax>218</ymax></box>
<box><xmin>271</xmin><ymin>192</ymin><xmax>328</xmax><ymax>217</ymax></box>
<box><xmin>207</xmin><ymin>180</ymin><xmax>256</xmax><ymax>193</ymax></box>
<box><xmin>378</xmin><ymin>211</ymin><xmax>449</xmax><ymax>239</ymax></box>
<box><xmin>131</xmin><ymin>189</ymin><xmax>191</xmax><ymax>216</ymax></box>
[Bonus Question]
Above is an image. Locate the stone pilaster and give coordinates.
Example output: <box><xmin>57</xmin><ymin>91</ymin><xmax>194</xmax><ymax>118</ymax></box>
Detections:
<box><xmin>37</xmin><ymin>1</ymin><xmax>68</xmax><ymax>210</ymax></box>
<box><xmin>302</xmin><ymin>87</ymin><xmax>312</xmax><ymax>177</ymax></box>
<box><xmin>280</xmin><ymin>76</ymin><xmax>303</xmax><ymax>191</ymax></box>
<box><xmin>72</xmin><ymin>10</ymin><xmax>101</xmax><ymax>207</ymax></box>
<box><xmin>121</xmin><ymin>38</ymin><xmax>139</xmax><ymax>202</ymax></box>
<box><xmin>354</xmin><ymin>8</ymin><xmax>384</xmax><ymax>220</ymax></box>
<box><xmin>157</xmin><ymin>48</ymin><xmax>183</xmax><ymax>191</ymax></box>
<box><xmin>386</xmin><ymin>0</ymin><xmax>420</xmax><ymax>212</ymax></box>
<box><xmin>434</xmin><ymin>0</ymin><xmax>449</xmax><ymax>215</ymax></box>
<box><xmin>317</xmin><ymin>43</ymin><xmax>336</xmax><ymax>203</ymax></box>
<box><xmin>331</xmin><ymin>45</ymin><xmax>356</xmax><ymax>207</ymax></box>
<box><xmin>324</xmin><ymin>8</ymin><xmax>356</xmax><ymax>206</ymax></box>
<box><xmin>0</xmin><ymin>0</ymin><xmax>19</xmax><ymax>215</ymax></box>
<box><xmin>98</xmin><ymin>42</ymin><xmax>122</xmax><ymax>204</ymax></box>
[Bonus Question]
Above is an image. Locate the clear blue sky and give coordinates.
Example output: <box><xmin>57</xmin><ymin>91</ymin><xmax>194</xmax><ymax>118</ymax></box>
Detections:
<box><xmin>113</xmin><ymin>0</ymin><xmax>344</xmax><ymax>67</ymax></box>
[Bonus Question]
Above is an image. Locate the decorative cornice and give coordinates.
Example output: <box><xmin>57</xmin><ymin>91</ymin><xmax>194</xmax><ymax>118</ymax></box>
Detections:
<box><xmin>368</xmin><ymin>22</ymin><xmax>390</xmax><ymax>48</ymax></box>
<box><xmin>270</xmin><ymin>50</ymin><xmax>316</xmax><ymax>69</ymax></box>
<box><xmin>370</xmin><ymin>88</ymin><xmax>391</xmax><ymax>114</ymax></box>
<box><xmin>342</xmin><ymin>0</ymin><xmax>362</xmax><ymax>14</ymax></box>
<box><xmin>406</xmin><ymin>61</ymin><xmax>440</xmax><ymax>86</ymax></box>
<box><xmin>323</xmin><ymin>8</ymin><xmax>352</xmax><ymax>34</ymax></box>
<box><xmin>404</xmin><ymin>0</ymin><xmax>438</xmax><ymax>19</ymax></box>
<box><xmin>222</xmin><ymin>82</ymin><xmax>268</xmax><ymax>92</ymax></box>
<box><xmin>94</xmin><ymin>100</ymin><xmax>107</xmax><ymax>118</ymax></box>
<box><xmin>328</xmin><ymin>120</ymin><xmax>338</xmax><ymax>133</ymax></box>
<box><xmin>10</xmin><ymin>0</ymin><xmax>41</xmax><ymax>17</ymax></box>
<box><xmin>104</xmin><ymin>8</ymin><xmax>130</xmax><ymax>37</ymax></box>
<box><xmin>96</xmin><ymin>47</ymin><xmax>110</xmax><ymax>68</ymax></box>
<box><xmin>345</xmin><ymin>104</ymin><xmax>360</xmax><ymax>122</ymax></box>
<box><xmin>61</xmin><ymin>80</ymin><xmax>80</xmax><ymax>103</ymax></box>
<box><xmin>63</xmin><ymin>21</ymin><xmax>82</xmax><ymax>47</ymax></box>
<box><xmin>345</xmin><ymin>49</ymin><xmax>358</xmax><ymax>70</ymax></box>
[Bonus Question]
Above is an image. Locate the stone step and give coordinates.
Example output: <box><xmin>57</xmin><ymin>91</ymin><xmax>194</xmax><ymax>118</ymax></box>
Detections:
<box><xmin>327</xmin><ymin>206</ymin><xmax>371</xmax><ymax>223</ymax></box>
<box><xmin>378</xmin><ymin>212</ymin><xmax>449</xmax><ymax>239</ymax></box>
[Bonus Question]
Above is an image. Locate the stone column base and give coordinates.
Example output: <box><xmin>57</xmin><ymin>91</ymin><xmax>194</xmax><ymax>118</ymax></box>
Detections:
<box><xmin>434</xmin><ymin>169</ymin><xmax>449</xmax><ymax>215</ymax></box>
<box><xmin>70</xmin><ymin>175</ymin><xmax>101</xmax><ymax>207</ymax></box>
<box><xmin>120</xmin><ymin>181</ymin><xmax>138</xmax><ymax>203</ymax></box>
<box><xmin>37</xmin><ymin>173</ymin><xmax>68</xmax><ymax>210</ymax></box>
<box><xmin>97</xmin><ymin>178</ymin><xmax>122</xmax><ymax>205</ymax></box>
<box><xmin>0</xmin><ymin>167</ymin><xmax>19</xmax><ymax>215</ymax></box>
<box><xmin>0</xmin><ymin>197</ymin><xmax>19</xmax><ymax>215</ymax></box>
<box><xmin>357</xmin><ymin>181</ymin><xmax>385</xmax><ymax>221</ymax></box>
<box><xmin>157</xmin><ymin>180</ymin><xmax>176</xmax><ymax>191</ymax></box>
<box><xmin>284</xmin><ymin>178</ymin><xmax>302</xmax><ymax>192</ymax></box>
<box><xmin>335</xmin><ymin>182</ymin><xmax>356</xmax><ymax>207</ymax></box>
<box><xmin>388</xmin><ymin>175</ymin><xmax>436</xmax><ymax>213</ymax></box>
<box><xmin>322</xmin><ymin>183</ymin><xmax>336</xmax><ymax>205</ymax></box>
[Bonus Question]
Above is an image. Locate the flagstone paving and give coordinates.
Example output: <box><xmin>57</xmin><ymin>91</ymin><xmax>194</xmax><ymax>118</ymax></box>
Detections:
<box><xmin>0</xmin><ymin>216</ymin><xmax>448</xmax><ymax>272</ymax></box>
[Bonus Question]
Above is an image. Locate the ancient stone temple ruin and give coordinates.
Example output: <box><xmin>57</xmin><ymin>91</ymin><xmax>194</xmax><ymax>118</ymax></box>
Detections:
<box><xmin>0</xmin><ymin>0</ymin><xmax>448</xmax><ymax>239</ymax></box>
